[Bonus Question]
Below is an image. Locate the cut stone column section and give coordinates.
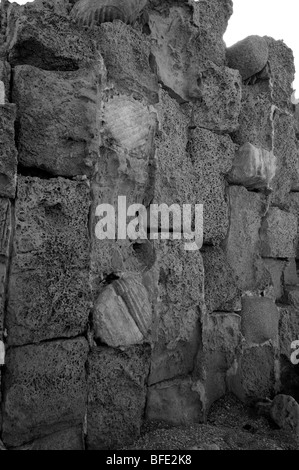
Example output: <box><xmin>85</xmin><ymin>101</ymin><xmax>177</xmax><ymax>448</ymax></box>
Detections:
<box><xmin>240</xmin><ymin>296</ymin><xmax>279</xmax><ymax>345</ymax></box>
<box><xmin>190</xmin><ymin>63</ymin><xmax>242</xmax><ymax>133</ymax></box>
<box><xmin>189</xmin><ymin>128</ymin><xmax>236</xmax><ymax>245</ymax></box>
<box><xmin>148</xmin><ymin>242</ymin><xmax>204</xmax><ymax>385</ymax></box>
<box><xmin>12</xmin><ymin>63</ymin><xmax>101</xmax><ymax>177</ymax></box>
<box><xmin>227</xmin><ymin>143</ymin><xmax>276</xmax><ymax>190</ymax></box>
<box><xmin>6</xmin><ymin>2</ymin><xmax>97</xmax><ymax>69</ymax></box>
<box><xmin>227</xmin><ymin>342</ymin><xmax>278</xmax><ymax>403</ymax></box>
<box><xmin>226</xmin><ymin>36</ymin><xmax>269</xmax><ymax>81</ymax></box>
<box><xmin>193</xmin><ymin>312</ymin><xmax>243</xmax><ymax>419</ymax></box>
<box><xmin>93</xmin><ymin>274</ymin><xmax>152</xmax><ymax>347</ymax></box>
<box><xmin>87</xmin><ymin>345</ymin><xmax>150</xmax><ymax>450</ymax></box>
<box><xmin>6</xmin><ymin>176</ymin><xmax>91</xmax><ymax>346</ymax></box>
<box><xmin>2</xmin><ymin>337</ymin><xmax>88</xmax><ymax>448</ymax></box>
<box><xmin>225</xmin><ymin>186</ymin><xmax>270</xmax><ymax>292</ymax></box>
<box><xmin>260</xmin><ymin>207</ymin><xmax>297</xmax><ymax>258</ymax></box>
<box><xmin>0</xmin><ymin>104</ymin><xmax>17</xmax><ymax>198</ymax></box>
<box><xmin>146</xmin><ymin>377</ymin><xmax>204</xmax><ymax>425</ymax></box>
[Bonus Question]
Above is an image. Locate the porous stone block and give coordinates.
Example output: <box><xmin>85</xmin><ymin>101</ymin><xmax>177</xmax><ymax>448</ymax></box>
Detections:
<box><xmin>260</xmin><ymin>207</ymin><xmax>297</xmax><ymax>258</ymax></box>
<box><xmin>0</xmin><ymin>60</ymin><xmax>11</xmax><ymax>102</ymax></box>
<box><xmin>266</xmin><ymin>37</ymin><xmax>295</xmax><ymax>113</ymax></box>
<box><xmin>225</xmin><ymin>186</ymin><xmax>270</xmax><ymax>292</ymax></box>
<box><xmin>87</xmin><ymin>345</ymin><xmax>150</xmax><ymax>450</ymax></box>
<box><xmin>279</xmin><ymin>306</ymin><xmax>299</xmax><ymax>359</ymax></box>
<box><xmin>146</xmin><ymin>377</ymin><xmax>204</xmax><ymax>425</ymax></box>
<box><xmin>202</xmin><ymin>246</ymin><xmax>241</xmax><ymax>314</ymax></box>
<box><xmin>15</xmin><ymin>427</ymin><xmax>84</xmax><ymax>450</ymax></box>
<box><xmin>271</xmin><ymin>113</ymin><xmax>298</xmax><ymax>206</ymax></box>
<box><xmin>0</xmin><ymin>104</ymin><xmax>17</xmax><ymax>198</ymax></box>
<box><xmin>148</xmin><ymin>242</ymin><xmax>204</xmax><ymax>385</ymax></box>
<box><xmin>288</xmin><ymin>193</ymin><xmax>299</xmax><ymax>259</ymax></box>
<box><xmin>189</xmin><ymin>128</ymin><xmax>236</xmax><ymax>245</ymax></box>
<box><xmin>6</xmin><ymin>176</ymin><xmax>91</xmax><ymax>346</ymax></box>
<box><xmin>2</xmin><ymin>337</ymin><xmax>88</xmax><ymax>448</ymax></box>
<box><xmin>194</xmin><ymin>312</ymin><xmax>243</xmax><ymax>416</ymax></box>
<box><xmin>231</xmin><ymin>83</ymin><xmax>273</xmax><ymax>151</ymax></box>
<box><xmin>240</xmin><ymin>296</ymin><xmax>279</xmax><ymax>344</ymax></box>
<box><xmin>93</xmin><ymin>274</ymin><xmax>152</xmax><ymax>347</ymax></box>
<box><xmin>97</xmin><ymin>21</ymin><xmax>159</xmax><ymax>103</ymax></box>
<box><xmin>226</xmin><ymin>36</ymin><xmax>269</xmax><ymax>80</ymax></box>
<box><xmin>0</xmin><ymin>198</ymin><xmax>12</xmax><ymax>337</ymax></box>
<box><xmin>6</xmin><ymin>3</ymin><xmax>97</xmax><ymax>69</ymax></box>
<box><xmin>190</xmin><ymin>63</ymin><xmax>242</xmax><ymax>133</ymax></box>
<box><xmin>228</xmin><ymin>142</ymin><xmax>276</xmax><ymax>190</ymax></box>
<box><xmin>263</xmin><ymin>259</ymin><xmax>287</xmax><ymax>300</ymax></box>
<box><xmin>228</xmin><ymin>343</ymin><xmax>277</xmax><ymax>403</ymax></box>
<box><xmin>13</xmin><ymin>64</ymin><xmax>99</xmax><ymax>177</ymax></box>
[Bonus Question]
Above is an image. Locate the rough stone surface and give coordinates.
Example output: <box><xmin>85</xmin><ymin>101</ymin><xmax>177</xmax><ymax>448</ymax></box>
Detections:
<box><xmin>0</xmin><ymin>60</ymin><xmax>11</xmax><ymax>102</ymax></box>
<box><xmin>146</xmin><ymin>377</ymin><xmax>204</xmax><ymax>425</ymax></box>
<box><xmin>6</xmin><ymin>176</ymin><xmax>91</xmax><ymax>346</ymax></box>
<box><xmin>228</xmin><ymin>343</ymin><xmax>277</xmax><ymax>403</ymax></box>
<box><xmin>2</xmin><ymin>337</ymin><xmax>88</xmax><ymax>448</ymax></box>
<box><xmin>288</xmin><ymin>193</ymin><xmax>299</xmax><ymax>259</ymax></box>
<box><xmin>15</xmin><ymin>427</ymin><xmax>84</xmax><ymax>450</ymax></box>
<box><xmin>202</xmin><ymin>246</ymin><xmax>241</xmax><ymax>314</ymax></box>
<box><xmin>225</xmin><ymin>186</ymin><xmax>270</xmax><ymax>292</ymax></box>
<box><xmin>0</xmin><ymin>104</ymin><xmax>17</xmax><ymax>198</ymax></box>
<box><xmin>13</xmin><ymin>64</ymin><xmax>100</xmax><ymax>177</ymax></box>
<box><xmin>240</xmin><ymin>296</ymin><xmax>279</xmax><ymax>345</ymax></box>
<box><xmin>87</xmin><ymin>345</ymin><xmax>150</xmax><ymax>450</ymax></box>
<box><xmin>189</xmin><ymin>128</ymin><xmax>236</xmax><ymax>245</ymax></box>
<box><xmin>260</xmin><ymin>207</ymin><xmax>297</xmax><ymax>258</ymax></box>
<box><xmin>263</xmin><ymin>259</ymin><xmax>287</xmax><ymax>300</ymax></box>
<box><xmin>148</xmin><ymin>242</ymin><xmax>204</xmax><ymax>385</ymax></box>
<box><xmin>194</xmin><ymin>313</ymin><xmax>243</xmax><ymax>416</ymax></box>
<box><xmin>0</xmin><ymin>198</ymin><xmax>12</xmax><ymax>337</ymax></box>
<box><xmin>6</xmin><ymin>3</ymin><xmax>97</xmax><ymax>69</ymax></box>
<box><xmin>190</xmin><ymin>63</ymin><xmax>242</xmax><ymax>133</ymax></box>
<box><xmin>93</xmin><ymin>274</ymin><xmax>152</xmax><ymax>347</ymax></box>
<box><xmin>227</xmin><ymin>142</ymin><xmax>276</xmax><ymax>190</ymax></box>
<box><xmin>96</xmin><ymin>21</ymin><xmax>159</xmax><ymax>103</ymax></box>
<box><xmin>266</xmin><ymin>37</ymin><xmax>295</xmax><ymax>113</ymax></box>
<box><xmin>279</xmin><ymin>307</ymin><xmax>299</xmax><ymax>359</ymax></box>
<box><xmin>227</xmin><ymin>36</ymin><xmax>269</xmax><ymax>81</ymax></box>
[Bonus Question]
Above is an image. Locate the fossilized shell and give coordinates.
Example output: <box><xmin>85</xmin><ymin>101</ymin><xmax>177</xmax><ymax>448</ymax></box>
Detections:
<box><xmin>71</xmin><ymin>0</ymin><xmax>148</xmax><ymax>27</ymax></box>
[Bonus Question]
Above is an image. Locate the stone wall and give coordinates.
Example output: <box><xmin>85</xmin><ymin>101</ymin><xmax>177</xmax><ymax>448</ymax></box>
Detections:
<box><xmin>0</xmin><ymin>0</ymin><xmax>298</xmax><ymax>450</ymax></box>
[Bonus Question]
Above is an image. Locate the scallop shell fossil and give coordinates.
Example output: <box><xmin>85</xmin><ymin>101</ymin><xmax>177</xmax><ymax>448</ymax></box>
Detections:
<box><xmin>71</xmin><ymin>0</ymin><xmax>148</xmax><ymax>28</ymax></box>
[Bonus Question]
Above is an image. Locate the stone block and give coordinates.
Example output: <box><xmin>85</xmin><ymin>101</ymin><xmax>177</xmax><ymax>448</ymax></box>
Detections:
<box><xmin>13</xmin><ymin>64</ymin><xmax>100</xmax><ymax>177</ymax></box>
<box><xmin>146</xmin><ymin>377</ymin><xmax>204</xmax><ymax>425</ymax></box>
<box><xmin>2</xmin><ymin>337</ymin><xmax>88</xmax><ymax>447</ymax></box>
<box><xmin>279</xmin><ymin>306</ymin><xmax>299</xmax><ymax>359</ymax></box>
<box><xmin>202</xmin><ymin>246</ymin><xmax>241</xmax><ymax>314</ymax></box>
<box><xmin>189</xmin><ymin>128</ymin><xmax>236</xmax><ymax>245</ymax></box>
<box><xmin>6</xmin><ymin>3</ymin><xmax>97</xmax><ymax>69</ymax></box>
<box><xmin>225</xmin><ymin>186</ymin><xmax>270</xmax><ymax>292</ymax></box>
<box><xmin>190</xmin><ymin>63</ymin><xmax>242</xmax><ymax>133</ymax></box>
<box><xmin>260</xmin><ymin>207</ymin><xmax>297</xmax><ymax>258</ymax></box>
<box><xmin>240</xmin><ymin>296</ymin><xmax>279</xmax><ymax>344</ymax></box>
<box><xmin>6</xmin><ymin>176</ymin><xmax>91</xmax><ymax>346</ymax></box>
<box><xmin>0</xmin><ymin>104</ymin><xmax>17</xmax><ymax>198</ymax></box>
<box><xmin>87</xmin><ymin>345</ymin><xmax>150</xmax><ymax>450</ymax></box>
<box><xmin>263</xmin><ymin>259</ymin><xmax>287</xmax><ymax>300</ymax></box>
<box><xmin>15</xmin><ymin>427</ymin><xmax>84</xmax><ymax>450</ymax></box>
<box><xmin>227</xmin><ymin>342</ymin><xmax>277</xmax><ymax>403</ymax></box>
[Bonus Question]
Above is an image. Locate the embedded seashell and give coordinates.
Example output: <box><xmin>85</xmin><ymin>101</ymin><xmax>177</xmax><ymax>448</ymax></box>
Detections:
<box><xmin>71</xmin><ymin>0</ymin><xmax>148</xmax><ymax>28</ymax></box>
<box><xmin>93</xmin><ymin>273</ymin><xmax>152</xmax><ymax>347</ymax></box>
<box><xmin>227</xmin><ymin>142</ymin><xmax>276</xmax><ymax>190</ymax></box>
<box><xmin>227</xmin><ymin>35</ymin><xmax>269</xmax><ymax>81</ymax></box>
<box><xmin>103</xmin><ymin>96</ymin><xmax>157</xmax><ymax>151</ymax></box>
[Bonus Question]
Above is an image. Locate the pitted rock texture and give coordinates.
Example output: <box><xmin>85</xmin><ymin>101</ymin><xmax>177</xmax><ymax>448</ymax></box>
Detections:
<box><xmin>0</xmin><ymin>104</ymin><xmax>17</xmax><ymax>198</ymax></box>
<box><xmin>6</xmin><ymin>176</ymin><xmax>91</xmax><ymax>346</ymax></box>
<box><xmin>2</xmin><ymin>337</ymin><xmax>88</xmax><ymax>448</ymax></box>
